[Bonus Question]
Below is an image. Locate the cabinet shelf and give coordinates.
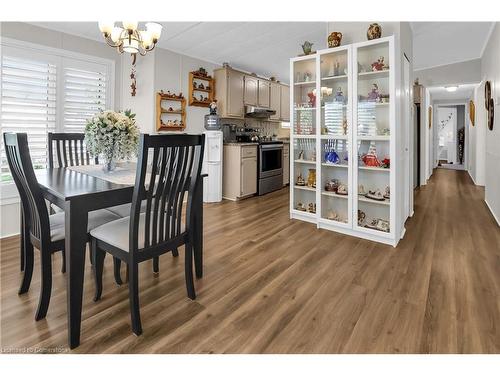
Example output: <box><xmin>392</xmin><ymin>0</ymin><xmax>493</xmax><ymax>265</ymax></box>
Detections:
<box><xmin>295</xmin><ymin>81</ymin><xmax>316</xmax><ymax>86</ymax></box>
<box><xmin>358</xmin><ymin>102</ymin><xmax>389</xmax><ymax>107</ymax></box>
<box><xmin>320</xmin><ymin>134</ymin><xmax>348</xmax><ymax>140</ymax></box>
<box><xmin>358</xmin><ymin>69</ymin><xmax>389</xmax><ymax>78</ymax></box>
<box><xmin>294</xmin><ymin>159</ymin><xmax>316</xmax><ymax>164</ymax></box>
<box><xmin>294</xmin><ymin>107</ymin><xmax>316</xmax><ymax>111</ymax></box>
<box><xmin>322</xmin><ymin>163</ymin><xmax>348</xmax><ymax>168</ymax></box>
<box><xmin>358</xmin><ymin>166</ymin><xmax>390</xmax><ymax>172</ymax></box>
<box><xmin>357</xmin><ymin>135</ymin><xmax>390</xmax><ymax>141</ymax></box>
<box><xmin>322</xmin><ymin>191</ymin><xmax>348</xmax><ymax>199</ymax></box>
<box><xmin>294</xmin><ymin>185</ymin><xmax>316</xmax><ymax>192</ymax></box>
<box><xmin>293</xmin><ymin>134</ymin><xmax>316</xmax><ymax>139</ymax></box>
<box><xmin>358</xmin><ymin>196</ymin><xmax>391</xmax><ymax>206</ymax></box>
<box><xmin>322</xmin><ymin>74</ymin><xmax>348</xmax><ymax>81</ymax></box>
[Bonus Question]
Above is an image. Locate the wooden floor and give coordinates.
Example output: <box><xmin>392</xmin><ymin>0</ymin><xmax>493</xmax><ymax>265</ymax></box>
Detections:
<box><xmin>1</xmin><ymin>168</ymin><xmax>500</xmax><ymax>353</ymax></box>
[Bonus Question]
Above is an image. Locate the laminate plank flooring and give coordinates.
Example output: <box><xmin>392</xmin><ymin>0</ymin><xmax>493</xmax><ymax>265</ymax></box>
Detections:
<box><xmin>1</xmin><ymin>168</ymin><xmax>499</xmax><ymax>353</ymax></box>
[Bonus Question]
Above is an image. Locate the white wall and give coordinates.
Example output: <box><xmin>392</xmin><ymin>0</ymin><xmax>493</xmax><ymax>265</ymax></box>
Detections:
<box><xmin>469</xmin><ymin>83</ymin><xmax>486</xmax><ymax>185</ymax></box>
<box><xmin>480</xmin><ymin>23</ymin><xmax>500</xmax><ymax>225</ymax></box>
<box><xmin>415</xmin><ymin>59</ymin><xmax>481</xmax><ymax>87</ymax></box>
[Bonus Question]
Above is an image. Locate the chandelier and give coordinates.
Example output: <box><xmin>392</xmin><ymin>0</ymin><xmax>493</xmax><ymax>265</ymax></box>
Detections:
<box><xmin>98</xmin><ymin>21</ymin><xmax>162</xmax><ymax>63</ymax></box>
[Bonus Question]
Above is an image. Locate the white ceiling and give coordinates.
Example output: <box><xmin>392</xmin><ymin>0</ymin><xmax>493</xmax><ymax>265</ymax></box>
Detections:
<box><xmin>30</xmin><ymin>22</ymin><xmax>327</xmax><ymax>83</ymax></box>
<box><xmin>428</xmin><ymin>83</ymin><xmax>477</xmax><ymax>101</ymax></box>
<box><xmin>410</xmin><ymin>22</ymin><xmax>494</xmax><ymax>70</ymax></box>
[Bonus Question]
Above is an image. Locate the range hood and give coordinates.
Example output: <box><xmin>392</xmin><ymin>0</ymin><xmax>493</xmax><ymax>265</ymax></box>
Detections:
<box><xmin>245</xmin><ymin>105</ymin><xmax>276</xmax><ymax>118</ymax></box>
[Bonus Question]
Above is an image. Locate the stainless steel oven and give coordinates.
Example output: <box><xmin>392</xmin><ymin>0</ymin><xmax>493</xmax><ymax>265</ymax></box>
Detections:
<box><xmin>258</xmin><ymin>141</ymin><xmax>283</xmax><ymax>195</ymax></box>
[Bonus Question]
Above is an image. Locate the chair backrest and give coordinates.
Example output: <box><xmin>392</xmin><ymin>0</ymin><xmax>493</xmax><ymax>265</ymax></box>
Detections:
<box><xmin>3</xmin><ymin>133</ymin><xmax>50</xmax><ymax>245</ymax></box>
<box><xmin>129</xmin><ymin>133</ymin><xmax>205</xmax><ymax>253</ymax></box>
<box><xmin>48</xmin><ymin>132</ymin><xmax>97</xmax><ymax>168</ymax></box>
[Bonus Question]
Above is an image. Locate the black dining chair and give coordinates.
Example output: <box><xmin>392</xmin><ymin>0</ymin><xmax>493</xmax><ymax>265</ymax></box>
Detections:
<box><xmin>89</xmin><ymin>133</ymin><xmax>205</xmax><ymax>335</ymax></box>
<box><xmin>3</xmin><ymin>132</ymin><xmax>121</xmax><ymax>321</ymax></box>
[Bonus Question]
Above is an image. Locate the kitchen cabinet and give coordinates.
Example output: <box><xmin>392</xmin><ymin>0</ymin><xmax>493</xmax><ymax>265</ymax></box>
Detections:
<box><xmin>280</xmin><ymin>85</ymin><xmax>290</xmax><ymax>122</ymax></box>
<box><xmin>283</xmin><ymin>142</ymin><xmax>290</xmax><ymax>186</ymax></box>
<box><xmin>270</xmin><ymin>83</ymin><xmax>281</xmax><ymax>121</ymax></box>
<box><xmin>223</xmin><ymin>144</ymin><xmax>258</xmax><ymax>200</ymax></box>
<box><xmin>244</xmin><ymin>76</ymin><xmax>258</xmax><ymax>106</ymax></box>
<box><xmin>215</xmin><ymin>66</ymin><xmax>289</xmax><ymax>120</ymax></box>
<box><xmin>214</xmin><ymin>68</ymin><xmax>245</xmax><ymax>118</ymax></box>
<box><xmin>258</xmin><ymin>79</ymin><xmax>270</xmax><ymax>108</ymax></box>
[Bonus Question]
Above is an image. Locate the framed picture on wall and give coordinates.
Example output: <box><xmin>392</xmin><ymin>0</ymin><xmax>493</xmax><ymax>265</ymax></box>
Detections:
<box><xmin>428</xmin><ymin>106</ymin><xmax>432</xmax><ymax>129</ymax></box>
<box><xmin>469</xmin><ymin>100</ymin><xmax>475</xmax><ymax>126</ymax></box>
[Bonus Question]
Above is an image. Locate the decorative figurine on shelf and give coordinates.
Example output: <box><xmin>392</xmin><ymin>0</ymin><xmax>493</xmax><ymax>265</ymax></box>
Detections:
<box><xmin>307</xmin><ymin>91</ymin><xmax>316</xmax><ymax>107</ymax></box>
<box><xmin>325</xmin><ymin>179</ymin><xmax>340</xmax><ymax>192</ymax></box>
<box><xmin>367</xmin><ymin>84</ymin><xmax>382</xmax><ymax>102</ymax></box>
<box><xmin>336</xmin><ymin>184</ymin><xmax>348</xmax><ymax>195</ymax></box>
<box><xmin>384</xmin><ymin>186</ymin><xmax>390</xmax><ymax>199</ymax></box>
<box><xmin>198</xmin><ymin>83</ymin><xmax>205</xmax><ymax>90</ymax></box>
<box><xmin>296</xmin><ymin>173</ymin><xmax>306</xmax><ymax>186</ymax></box>
<box><xmin>358</xmin><ymin>210</ymin><xmax>367</xmax><ymax>226</ymax></box>
<box><xmin>361</xmin><ymin>142</ymin><xmax>381</xmax><ymax>167</ymax></box>
<box><xmin>334</xmin><ymin>87</ymin><xmax>345</xmax><ymax>103</ymax></box>
<box><xmin>328</xmin><ymin>32</ymin><xmax>343</xmax><ymax>48</ymax></box>
<box><xmin>301</xmin><ymin>41</ymin><xmax>314</xmax><ymax>55</ymax></box>
<box><xmin>378</xmin><ymin>127</ymin><xmax>390</xmax><ymax>136</ymax></box>
<box><xmin>367</xmin><ymin>23</ymin><xmax>382</xmax><ymax>40</ymax></box>
<box><xmin>307</xmin><ymin>203</ymin><xmax>316</xmax><ymax>214</ymax></box>
<box><xmin>296</xmin><ymin>202</ymin><xmax>307</xmax><ymax>212</ymax></box>
<box><xmin>381</xmin><ymin>157</ymin><xmax>390</xmax><ymax>169</ymax></box>
<box><xmin>195</xmin><ymin>67</ymin><xmax>208</xmax><ymax>77</ymax></box>
<box><xmin>342</xmin><ymin>118</ymin><xmax>348</xmax><ymax>135</ymax></box>
<box><xmin>371</xmin><ymin>56</ymin><xmax>387</xmax><ymax>71</ymax></box>
<box><xmin>325</xmin><ymin>148</ymin><xmax>340</xmax><ymax>164</ymax></box>
<box><xmin>304</xmin><ymin>72</ymin><xmax>312</xmax><ymax>82</ymax></box>
<box><xmin>209</xmin><ymin>101</ymin><xmax>218</xmax><ymax>115</ymax></box>
<box><xmin>333</xmin><ymin>60</ymin><xmax>341</xmax><ymax>76</ymax></box>
<box><xmin>199</xmin><ymin>94</ymin><xmax>204</xmax><ymax>101</ymax></box>
<box><xmin>193</xmin><ymin>81</ymin><xmax>198</xmax><ymax>89</ymax></box>
<box><xmin>167</xmin><ymin>107</ymin><xmax>174</xmax><ymax>112</ymax></box>
<box><xmin>206</xmin><ymin>84</ymin><xmax>211</xmax><ymax>90</ymax></box>
<box><xmin>306</xmin><ymin>169</ymin><xmax>316</xmax><ymax>188</ymax></box>
<box><xmin>203</xmin><ymin>96</ymin><xmax>209</xmax><ymax>102</ymax></box>
<box><xmin>297</xmin><ymin>150</ymin><xmax>304</xmax><ymax>160</ymax></box>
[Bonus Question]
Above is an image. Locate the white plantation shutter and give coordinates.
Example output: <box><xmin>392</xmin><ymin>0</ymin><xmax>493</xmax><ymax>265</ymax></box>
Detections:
<box><xmin>1</xmin><ymin>51</ymin><xmax>58</xmax><ymax>181</ymax></box>
<box><xmin>0</xmin><ymin>42</ymin><xmax>113</xmax><ymax>185</ymax></box>
<box><xmin>63</xmin><ymin>60</ymin><xmax>108</xmax><ymax>133</ymax></box>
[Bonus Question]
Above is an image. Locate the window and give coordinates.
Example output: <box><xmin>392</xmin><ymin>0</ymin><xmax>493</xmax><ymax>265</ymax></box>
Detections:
<box><xmin>0</xmin><ymin>41</ymin><xmax>114</xmax><ymax>184</ymax></box>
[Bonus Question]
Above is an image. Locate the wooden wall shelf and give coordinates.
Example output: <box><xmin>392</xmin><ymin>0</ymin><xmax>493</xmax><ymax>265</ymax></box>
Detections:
<box><xmin>189</xmin><ymin>71</ymin><xmax>215</xmax><ymax>107</ymax></box>
<box><xmin>156</xmin><ymin>92</ymin><xmax>186</xmax><ymax>132</ymax></box>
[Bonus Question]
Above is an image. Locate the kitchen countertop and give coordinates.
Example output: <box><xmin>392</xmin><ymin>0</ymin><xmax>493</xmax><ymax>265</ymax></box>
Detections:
<box><xmin>223</xmin><ymin>142</ymin><xmax>258</xmax><ymax>146</ymax></box>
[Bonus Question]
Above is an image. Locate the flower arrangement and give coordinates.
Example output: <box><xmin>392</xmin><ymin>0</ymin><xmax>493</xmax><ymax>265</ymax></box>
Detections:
<box><xmin>84</xmin><ymin>109</ymin><xmax>139</xmax><ymax>171</ymax></box>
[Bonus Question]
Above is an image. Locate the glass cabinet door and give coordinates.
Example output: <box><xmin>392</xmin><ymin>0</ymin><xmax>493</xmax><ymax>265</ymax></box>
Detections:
<box><xmin>291</xmin><ymin>57</ymin><xmax>317</xmax><ymax>216</ymax></box>
<box><xmin>354</xmin><ymin>39</ymin><xmax>391</xmax><ymax>234</ymax></box>
<box><xmin>318</xmin><ymin>47</ymin><xmax>351</xmax><ymax>225</ymax></box>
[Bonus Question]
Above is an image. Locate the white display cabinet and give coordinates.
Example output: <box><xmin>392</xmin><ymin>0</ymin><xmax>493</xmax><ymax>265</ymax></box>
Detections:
<box><xmin>290</xmin><ymin>36</ymin><xmax>402</xmax><ymax>246</ymax></box>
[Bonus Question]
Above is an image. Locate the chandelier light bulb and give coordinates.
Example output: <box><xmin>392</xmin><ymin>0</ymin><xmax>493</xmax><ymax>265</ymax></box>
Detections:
<box><xmin>98</xmin><ymin>21</ymin><xmax>114</xmax><ymax>35</ymax></box>
<box><xmin>122</xmin><ymin>21</ymin><xmax>138</xmax><ymax>32</ymax></box>
<box><xmin>111</xmin><ymin>27</ymin><xmax>123</xmax><ymax>43</ymax></box>
<box><xmin>140</xmin><ymin>30</ymin><xmax>154</xmax><ymax>48</ymax></box>
<box><xmin>146</xmin><ymin>22</ymin><xmax>163</xmax><ymax>40</ymax></box>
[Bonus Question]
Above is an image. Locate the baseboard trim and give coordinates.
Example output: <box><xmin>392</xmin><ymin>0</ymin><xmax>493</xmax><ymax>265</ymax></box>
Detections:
<box><xmin>1</xmin><ymin>231</ymin><xmax>20</xmax><ymax>240</ymax></box>
<box><xmin>485</xmin><ymin>199</ymin><xmax>500</xmax><ymax>227</ymax></box>
<box><xmin>467</xmin><ymin>169</ymin><xmax>477</xmax><ymax>185</ymax></box>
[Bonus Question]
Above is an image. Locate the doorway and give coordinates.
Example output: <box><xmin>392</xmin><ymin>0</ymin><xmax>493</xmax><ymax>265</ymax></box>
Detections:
<box><xmin>436</xmin><ymin>104</ymin><xmax>466</xmax><ymax>170</ymax></box>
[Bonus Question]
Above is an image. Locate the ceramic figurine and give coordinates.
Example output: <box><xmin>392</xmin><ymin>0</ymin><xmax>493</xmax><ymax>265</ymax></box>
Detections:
<box><xmin>371</xmin><ymin>56</ymin><xmax>387</xmax><ymax>71</ymax></box>
<box><xmin>336</xmin><ymin>184</ymin><xmax>348</xmax><ymax>195</ymax></box>
<box><xmin>306</xmin><ymin>169</ymin><xmax>316</xmax><ymax>188</ymax></box>
<box><xmin>193</xmin><ymin>81</ymin><xmax>197</xmax><ymax>88</ymax></box>
<box><xmin>325</xmin><ymin>179</ymin><xmax>340</xmax><ymax>192</ymax></box>
<box><xmin>301</xmin><ymin>41</ymin><xmax>314</xmax><ymax>55</ymax></box>
<box><xmin>328</xmin><ymin>32</ymin><xmax>343</xmax><ymax>48</ymax></box>
<box><xmin>367</xmin><ymin>23</ymin><xmax>382</xmax><ymax>40</ymax></box>
<box><xmin>334</xmin><ymin>87</ymin><xmax>345</xmax><ymax>103</ymax></box>
<box><xmin>342</xmin><ymin>118</ymin><xmax>348</xmax><ymax>135</ymax></box>
<box><xmin>209</xmin><ymin>101</ymin><xmax>218</xmax><ymax>115</ymax></box>
<box><xmin>198</xmin><ymin>83</ymin><xmax>205</xmax><ymax>90</ymax></box>
<box><xmin>307</xmin><ymin>91</ymin><xmax>316</xmax><ymax>106</ymax></box>
<box><xmin>366</xmin><ymin>218</ymin><xmax>390</xmax><ymax>232</ymax></box>
<box><xmin>358</xmin><ymin>185</ymin><xmax>367</xmax><ymax>196</ymax></box>
<box><xmin>296</xmin><ymin>202</ymin><xmax>307</xmax><ymax>212</ymax></box>
<box><xmin>307</xmin><ymin>203</ymin><xmax>316</xmax><ymax>214</ymax></box>
<box><xmin>381</xmin><ymin>157</ymin><xmax>390</xmax><ymax>169</ymax></box>
<box><xmin>296</xmin><ymin>173</ymin><xmax>305</xmax><ymax>186</ymax></box>
<box><xmin>358</xmin><ymin>210</ymin><xmax>367</xmax><ymax>226</ymax></box>
<box><xmin>366</xmin><ymin>189</ymin><xmax>385</xmax><ymax>201</ymax></box>
<box><xmin>367</xmin><ymin>84</ymin><xmax>381</xmax><ymax>102</ymax></box>
<box><xmin>361</xmin><ymin>142</ymin><xmax>381</xmax><ymax>167</ymax></box>
<box><xmin>298</xmin><ymin>150</ymin><xmax>304</xmax><ymax>160</ymax></box>
<box><xmin>199</xmin><ymin>94</ymin><xmax>204</xmax><ymax>101</ymax></box>
<box><xmin>384</xmin><ymin>186</ymin><xmax>390</xmax><ymax>199</ymax></box>
<box><xmin>304</xmin><ymin>72</ymin><xmax>312</xmax><ymax>82</ymax></box>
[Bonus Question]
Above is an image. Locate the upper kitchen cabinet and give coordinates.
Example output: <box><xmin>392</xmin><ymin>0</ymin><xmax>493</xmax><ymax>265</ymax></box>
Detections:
<box><xmin>243</xmin><ymin>75</ymin><xmax>259</xmax><ymax>106</ymax></box>
<box><xmin>280</xmin><ymin>85</ymin><xmax>290</xmax><ymax>122</ymax></box>
<box><xmin>270</xmin><ymin>82</ymin><xmax>281</xmax><ymax>120</ymax></box>
<box><xmin>215</xmin><ymin>67</ymin><xmax>245</xmax><ymax>118</ymax></box>
<box><xmin>258</xmin><ymin>79</ymin><xmax>270</xmax><ymax>108</ymax></box>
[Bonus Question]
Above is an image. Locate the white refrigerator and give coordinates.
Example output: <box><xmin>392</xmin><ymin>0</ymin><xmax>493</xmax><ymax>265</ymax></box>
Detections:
<box><xmin>202</xmin><ymin>131</ymin><xmax>223</xmax><ymax>202</ymax></box>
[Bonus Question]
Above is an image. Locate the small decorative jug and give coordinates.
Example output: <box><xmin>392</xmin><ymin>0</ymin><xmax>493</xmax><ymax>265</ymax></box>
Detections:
<box><xmin>367</xmin><ymin>23</ymin><xmax>382</xmax><ymax>40</ymax></box>
<box><xmin>328</xmin><ymin>32</ymin><xmax>343</xmax><ymax>48</ymax></box>
<box><xmin>301</xmin><ymin>41</ymin><xmax>314</xmax><ymax>55</ymax></box>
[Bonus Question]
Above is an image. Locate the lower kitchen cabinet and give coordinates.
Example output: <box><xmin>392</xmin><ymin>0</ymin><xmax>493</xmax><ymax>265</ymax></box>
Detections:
<box><xmin>223</xmin><ymin>144</ymin><xmax>258</xmax><ymax>200</ymax></box>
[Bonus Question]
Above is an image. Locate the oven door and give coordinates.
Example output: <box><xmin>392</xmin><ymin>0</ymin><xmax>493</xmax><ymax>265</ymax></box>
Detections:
<box><xmin>259</xmin><ymin>144</ymin><xmax>283</xmax><ymax>178</ymax></box>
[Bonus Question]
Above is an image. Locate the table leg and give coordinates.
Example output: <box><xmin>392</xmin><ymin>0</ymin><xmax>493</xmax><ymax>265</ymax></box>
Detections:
<box><xmin>193</xmin><ymin>180</ymin><xmax>203</xmax><ymax>279</ymax></box>
<box><xmin>65</xmin><ymin>200</ymin><xmax>88</xmax><ymax>349</ymax></box>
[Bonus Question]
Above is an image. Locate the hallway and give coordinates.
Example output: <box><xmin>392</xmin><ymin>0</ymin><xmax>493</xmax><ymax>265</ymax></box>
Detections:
<box><xmin>1</xmin><ymin>168</ymin><xmax>500</xmax><ymax>353</ymax></box>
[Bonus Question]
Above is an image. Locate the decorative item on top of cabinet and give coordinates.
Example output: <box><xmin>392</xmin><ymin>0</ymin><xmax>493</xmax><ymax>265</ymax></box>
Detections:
<box><xmin>300</xmin><ymin>41</ymin><xmax>315</xmax><ymax>56</ymax></box>
<box><xmin>367</xmin><ymin>23</ymin><xmax>382</xmax><ymax>40</ymax></box>
<box><xmin>189</xmin><ymin>68</ymin><xmax>215</xmax><ymax>107</ymax></box>
<box><xmin>156</xmin><ymin>91</ymin><xmax>186</xmax><ymax>131</ymax></box>
<box><xmin>327</xmin><ymin>32</ymin><xmax>343</xmax><ymax>48</ymax></box>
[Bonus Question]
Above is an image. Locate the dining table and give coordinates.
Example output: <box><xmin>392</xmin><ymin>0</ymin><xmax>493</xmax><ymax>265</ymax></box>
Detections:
<box><xmin>28</xmin><ymin>164</ymin><xmax>205</xmax><ymax>349</ymax></box>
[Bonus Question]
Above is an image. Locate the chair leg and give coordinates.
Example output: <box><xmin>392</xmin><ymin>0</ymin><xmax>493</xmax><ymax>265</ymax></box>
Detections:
<box><xmin>88</xmin><ymin>243</ymin><xmax>94</xmax><ymax>266</ymax></box>
<box><xmin>35</xmin><ymin>248</ymin><xmax>52</xmax><ymax>321</ymax></box>
<box><xmin>172</xmin><ymin>248</ymin><xmax>179</xmax><ymax>257</ymax></box>
<box><xmin>92</xmin><ymin>239</ymin><xmax>106</xmax><ymax>302</ymax></box>
<box><xmin>18</xmin><ymin>240</ymin><xmax>34</xmax><ymax>295</ymax></box>
<box><xmin>153</xmin><ymin>256</ymin><xmax>159</xmax><ymax>273</ymax></box>
<box><xmin>128</xmin><ymin>262</ymin><xmax>142</xmax><ymax>336</ymax></box>
<box><xmin>61</xmin><ymin>249</ymin><xmax>66</xmax><ymax>274</ymax></box>
<box><xmin>113</xmin><ymin>257</ymin><xmax>123</xmax><ymax>285</ymax></box>
<box><xmin>184</xmin><ymin>242</ymin><xmax>196</xmax><ymax>300</ymax></box>
<box><xmin>20</xmin><ymin>212</ymin><xmax>25</xmax><ymax>272</ymax></box>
